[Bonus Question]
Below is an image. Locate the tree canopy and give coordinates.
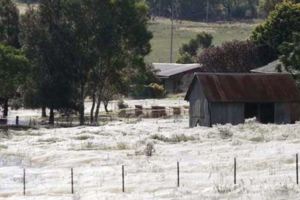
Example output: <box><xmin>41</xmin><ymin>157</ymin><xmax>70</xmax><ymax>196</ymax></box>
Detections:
<box><xmin>20</xmin><ymin>0</ymin><xmax>152</xmax><ymax>124</ymax></box>
<box><xmin>198</xmin><ymin>40</ymin><xmax>272</xmax><ymax>72</ymax></box>
<box><xmin>0</xmin><ymin>44</ymin><xmax>29</xmax><ymax>117</ymax></box>
<box><xmin>251</xmin><ymin>1</ymin><xmax>300</xmax><ymax>53</ymax></box>
<box><xmin>177</xmin><ymin>32</ymin><xmax>213</xmax><ymax>64</ymax></box>
<box><xmin>0</xmin><ymin>0</ymin><xmax>20</xmax><ymax>48</ymax></box>
<box><xmin>280</xmin><ymin>32</ymin><xmax>300</xmax><ymax>75</ymax></box>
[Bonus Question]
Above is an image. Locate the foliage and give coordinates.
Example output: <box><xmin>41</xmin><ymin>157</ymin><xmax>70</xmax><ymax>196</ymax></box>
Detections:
<box><xmin>259</xmin><ymin>0</ymin><xmax>284</xmax><ymax>17</ymax></box>
<box><xmin>0</xmin><ymin>44</ymin><xmax>29</xmax><ymax>115</ymax></box>
<box><xmin>151</xmin><ymin>134</ymin><xmax>196</xmax><ymax>143</ymax></box>
<box><xmin>198</xmin><ymin>40</ymin><xmax>274</xmax><ymax>72</ymax></box>
<box><xmin>252</xmin><ymin>1</ymin><xmax>300</xmax><ymax>53</ymax></box>
<box><xmin>279</xmin><ymin>32</ymin><xmax>300</xmax><ymax>75</ymax></box>
<box><xmin>177</xmin><ymin>32</ymin><xmax>213</xmax><ymax>63</ymax></box>
<box><xmin>147</xmin><ymin>83</ymin><xmax>166</xmax><ymax>98</ymax></box>
<box><xmin>20</xmin><ymin>0</ymin><xmax>83</xmax><ymax>124</ymax></box>
<box><xmin>144</xmin><ymin>142</ymin><xmax>155</xmax><ymax>157</ymax></box>
<box><xmin>20</xmin><ymin>0</ymin><xmax>152</xmax><ymax>124</ymax></box>
<box><xmin>147</xmin><ymin>0</ymin><xmax>260</xmax><ymax>21</ymax></box>
<box><xmin>65</xmin><ymin>0</ymin><xmax>153</xmax><ymax>124</ymax></box>
<box><xmin>0</xmin><ymin>0</ymin><xmax>20</xmax><ymax>47</ymax></box>
<box><xmin>129</xmin><ymin>64</ymin><xmax>159</xmax><ymax>98</ymax></box>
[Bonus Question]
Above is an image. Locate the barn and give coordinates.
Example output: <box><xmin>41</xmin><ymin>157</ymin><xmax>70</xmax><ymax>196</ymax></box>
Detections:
<box><xmin>185</xmin><ymin>73</ymin><xmax>300</xmax><ymax>127</ymax></box>
<box><xmin>153</xmin><ymin>63</ymin><xmax>202</xmax><ymax>93</ymax></box>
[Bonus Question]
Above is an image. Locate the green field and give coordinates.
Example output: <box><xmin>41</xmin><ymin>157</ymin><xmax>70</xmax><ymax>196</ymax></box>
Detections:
<box><xmin>15</xmin><ymin>2</ymin><xmax>259</xmax><ymax>64</ymax></box>
<box><xmin>147</xmin><ymin>18</ymin><xmax>259</xmax><ymax>63</ymax></box>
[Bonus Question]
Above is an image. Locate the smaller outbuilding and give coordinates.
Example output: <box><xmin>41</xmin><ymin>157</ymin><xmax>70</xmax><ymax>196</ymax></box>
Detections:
<box><xmin>185</xmin><ymin>73</ymin><xmax>300</xmax><ymax>127</ymax></box>
<box><xmin>251</xmin><ymin>60</ymin><xmax>287</xmax><ymax>73</ymax></box>
<box><xmin>153</xmin><ymin>63</ymin><xmax>202</xmax><ymax>94</ymax></box>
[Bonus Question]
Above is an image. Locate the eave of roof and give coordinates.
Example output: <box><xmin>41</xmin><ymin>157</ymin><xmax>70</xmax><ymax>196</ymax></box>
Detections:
<box><xmin>153</xmin><ymin>63</ymin><xmax>202</xmax><ymax>78</ymax></box>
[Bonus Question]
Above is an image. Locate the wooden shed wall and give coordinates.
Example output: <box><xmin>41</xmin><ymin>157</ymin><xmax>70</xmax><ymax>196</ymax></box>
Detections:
<box><xmin>288</xmin><ymin>103</ymin><xmax>300</xmax><ymax>123</ymax></box>
<box><xmin>189</xmin><ymin>80</ymin><xmax>210</xmax><ymax>127</ymax></box>
<box><xmin>210</xmin><ymin>102</ymin><xmax>245</xmax><ymax>125</ymax></box>
<box><xmin>274</xmin><ymin>103</ymin><xmax>291</xmax><ymax>124</ymax></box>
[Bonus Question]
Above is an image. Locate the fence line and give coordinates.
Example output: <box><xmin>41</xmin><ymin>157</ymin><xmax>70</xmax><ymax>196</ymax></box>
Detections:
<box><xmin>0</xmin><ymin>107</ymin><xmax>189</xmax><ymax>129</ymax></box>
<box><xmin>4</xmin><ymin>156</ymin><xmax>299</xmax><ymax>196</ymax></box>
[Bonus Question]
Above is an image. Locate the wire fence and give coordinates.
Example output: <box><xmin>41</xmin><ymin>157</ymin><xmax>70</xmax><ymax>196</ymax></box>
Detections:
<box><xmin>0</xmin><ymin>106</ymin><xmax>189</xmax><ymax>129</ymax></box>
<box><xmin>0</xmin><ymin>155</ymin><xmax>299</xmax><ymax>197</ymax></box>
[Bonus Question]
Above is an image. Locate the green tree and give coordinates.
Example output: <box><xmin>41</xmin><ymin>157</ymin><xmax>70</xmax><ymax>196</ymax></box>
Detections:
<box><xmin>252</xmin><ymin>1</ymin><xmax>300</xmax><ymax>53</ymax></box>
<box><xmin>21</xmin><ymin>0</ymin><xmax>152</xmax><ymax>125</ymax></box>
<box><xmin>0</xmin><ymin>0</ymin><xmax>20</xmax><ymax>48</ymax></box>
<box><xmin>177</xmin><ymin>32</ymin><xmax>213</xmax><ymax>63</ymax></box>
<box><xmin>20</xmin><ymin>0</ymin><xmax>79</xmax><ymax>124</ymax></box>
<box><xmin>79</xmin><ymin>0</ymin><xmax>152</xmax><ymax>123</ymax></box>
<box><xmin>279</xmin><ymin>32</ymin><xmax>300</xmax><ymax>76</ymax></box>
<box><xmin>0</xmin><ymin>44</ymin><xmax>29</xmax><ymax>117</ymax></box>
<box><xmin>259</xmin><ymin>0</ymin><xmax>284</xmax><ymax>17</ymax></box>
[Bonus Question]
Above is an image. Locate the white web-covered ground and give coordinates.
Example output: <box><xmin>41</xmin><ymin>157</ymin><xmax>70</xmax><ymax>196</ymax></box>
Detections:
<box><xmin>1</xmin><ymin>100</ymin><xmax>300</xmax><ymax>199</ymax></box>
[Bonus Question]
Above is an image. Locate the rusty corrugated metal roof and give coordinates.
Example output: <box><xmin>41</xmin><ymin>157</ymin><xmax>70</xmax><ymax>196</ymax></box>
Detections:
<box><xmin>185</xmin><ymin>73</ymin><xmax>300</xmax><ymax>102</ymax></box>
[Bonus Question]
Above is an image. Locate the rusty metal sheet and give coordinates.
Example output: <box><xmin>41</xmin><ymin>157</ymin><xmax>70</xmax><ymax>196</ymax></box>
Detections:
<box><xmin>185</xmin><ymin>73</ymin><xmax>300</xmax><ymax>103</ymax></box>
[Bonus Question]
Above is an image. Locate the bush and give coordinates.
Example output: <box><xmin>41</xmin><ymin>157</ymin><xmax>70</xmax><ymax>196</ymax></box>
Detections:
<box><xmin>144</xmin><ymin>142</ymin><xmax>155</xmax><ymax>156</ymax></box>
<box><xmin>177</xmin><ymin>32</ymin><xmax>213</xmax><ymax>64</ymax></box>
<box><xmin>147</xmin><ymin>83</ymin><xmax>166</xmax><ymax>98</ymax></box>
<box><xmin>198</xmin><ymin>40</ymin><xmax>276</xmax><ymax>72</ymax></box>
<box><xmin>151</xmin><ymin>134</ymin><xmax>196</xmax><ymax>143</ymax></box>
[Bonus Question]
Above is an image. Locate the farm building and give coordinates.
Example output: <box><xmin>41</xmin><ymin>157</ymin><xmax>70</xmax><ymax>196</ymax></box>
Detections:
<box><xmin>251</xmin><ymin>60</ymin><xmax>287</xmax><ymax>73</ymax></box>
<box><xmin>185</xmin><ymin>73</ymin><xmax>300</xmax><ymax>127</ymax></box>
<box><xmin>152</xmin><ymin>63</ymin><xmax>202</xmax><ymax>93</ymax></box>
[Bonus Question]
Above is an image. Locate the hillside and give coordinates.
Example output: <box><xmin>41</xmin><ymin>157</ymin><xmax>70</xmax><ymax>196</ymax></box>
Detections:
<box><xmin>147</xmin><ymin>18</ymin><xmax>259</xmax><ymax>63</ymax></box>
<box><xmin>15</xmin><ymin>3</ymin><xmax>258</xmax><ymax>64</ymax></box>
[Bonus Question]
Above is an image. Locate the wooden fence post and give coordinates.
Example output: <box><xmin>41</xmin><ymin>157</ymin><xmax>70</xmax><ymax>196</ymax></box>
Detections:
<box><xmin>234</xmin><ymin>158</ymin><xmax>237</xmax><ymax>185</ymax></box>
<box><xmin>16</xmin><ymin>116</ymin><xmax>19</xmax><ymax>126</ymax></box>
<box><xmin>177</xmin><ymin>161</ymin><xmax>180</xmax><ymax>187</ymax></box>
<box><xmin>23</xmin><ymin>168</ymin><xmax>26</xmax><ymax>196</ymax></box>
<box><xmin>122</xmin><ymin>165</ymin><xmax>125</xmax><ymax>192</ymax></box>
<box><xmin>297</xmin><ymin>154</ymin><xmax>299</xmax><ymax>185</ymax></box>
<box><xmin>71</xmin><ymin>168</ymin><xmax>74</xmax><ymax>194</ymax></box>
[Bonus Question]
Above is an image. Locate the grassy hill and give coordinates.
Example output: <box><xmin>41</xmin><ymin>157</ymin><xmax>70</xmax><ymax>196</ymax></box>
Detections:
<box><xmin>147</xmin><ymin>18</ymin><xmax>259</xmax><ymax>63</ymax></box>
<box><xmin>15</xmin><ymin>3</ymin><xmax>259</xmax><ymax>64</ymax></box>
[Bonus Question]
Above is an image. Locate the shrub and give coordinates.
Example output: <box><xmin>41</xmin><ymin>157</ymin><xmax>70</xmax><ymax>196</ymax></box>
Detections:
<box><xmin>198</xmin><ymin>40</ymin><xmax>276</xmax><ymax>72</ymax></box>
<box><xmin>218</xmin><ymin>127</ymin><xmax>233</xmax><ymax>139</ymax></box>
<box><xmin>144</xmin><ymin>142</ymin><xmax>155</xmax><ymax>156</ymax></box>
<box><xmin>151</xmin><ymin>134</ymin><xmax>196</xmax><ymax>143</ymax></box>
<box><xmin>147</xmin><ymin>83</ymin><xmax>166</xmax><ymax>98</ymax></box>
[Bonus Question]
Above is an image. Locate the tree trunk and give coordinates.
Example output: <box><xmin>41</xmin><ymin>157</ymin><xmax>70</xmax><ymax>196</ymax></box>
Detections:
<box><xmin>79</xmin><ymin>101</ymin><xmax>85</xmax><ymax>126</ymax></box>
<box><xmin>94</xmin><ymin>95</ymin><xmax>101</xmax><ymax>123</ymax></box>
<box><xmin>90</xmin><ymin>93</ymin><xmax>96</xmax><ymax>124</ymax></box>
<box><xmin>42</xmin><ymin>106</ymin><xmax>47</xmax><ymax>117</ymax></box>
<box><xmin>79</xmin><ymin>83</ymin><xmax>85</xmax><ymax>125</ymax></box>
<box><xmin>3</xmin><ymin>98</ymin><xmax>8</xmax><ymax>118</ymax></box>
<box><xmin>104</xmin><ymin>100</ymin><xmax>109</xmax><ymax>113</ymax></box>
<box><xmin>49</xmin><ymin>107</ymin><xmax>54</xmax><ymax>125</ymax></box>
